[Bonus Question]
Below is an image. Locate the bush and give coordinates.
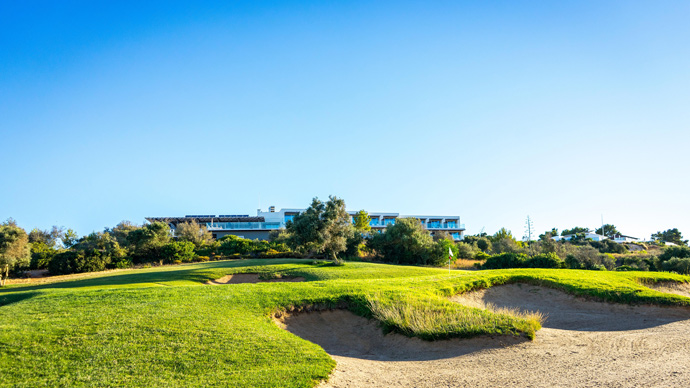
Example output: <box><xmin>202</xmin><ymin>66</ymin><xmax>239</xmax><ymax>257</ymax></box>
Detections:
<box><xmin>659</xmin><ymin>246</ymin><xmax>690</xmax><ymax>262</ymax></box>
<box><xmin>161</xmin><ymin>241</ymin><xmax>195</xmax><ymax>264</ymax></box>
<box><xmin>481</xmin><ymin>253</ymin><xmax>528</xmax><ymax>269</ymax></box>
<box><xmin>455</xmin><ymin>242</ymin><xmax>477</xmax><ymax>260</ymax></box>
<box><xmin>111</xmin><ymin>257</ymin><xmax>133</xmax><ymax>269</ymax></box>
<box><xmin>525</xmin><ymin>253</ymin><xmax>565</xmax><ymax>269</ymax></box>
<box><xmin>29</xmin><ymin>242</ymin><xmax>57</xmax><ymax>270</ymax></box>
<box><xmin>474</xmin><ymin>251</ymin><xmax>491</xmax><ymax>261</ymax></box>
<box><xmin>661</xmin><ymin>257</ymin><xmax>690</xmax><ymax>275</ymax></box>
<box><xmin>49</xmin><ymin>249</ymin><xmax>111</xmax><ymax>275</ymax></box>
<box><xmin>563</xmin><ymin>245</ymin><xmax>615</xmax><ymax>270</ymax></box>
<box><xmin>368</xmin><ymin>218</ymin><xmax>436</xmax><ymax>266</ymax></box>
<box><xmin>195</xmin><ymin>256</ymin><xmax>210</xmax><ymax>262</ymax></box>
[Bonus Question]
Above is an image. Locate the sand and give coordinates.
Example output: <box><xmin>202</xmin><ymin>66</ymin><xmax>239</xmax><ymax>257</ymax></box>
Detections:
<box><xmin>280</xmin><ymin>283</ymin><xmax>690</xmax><ymax>387</ymax></box>
<box><xmin>644</xmin><ymin>281</ymin><xmax>690</xmax><ymax>299</ymax></box>
<box><xmin>206</xmin><ymin>273</ymin><xmax>305</xmax><ymax>285</ymax></box>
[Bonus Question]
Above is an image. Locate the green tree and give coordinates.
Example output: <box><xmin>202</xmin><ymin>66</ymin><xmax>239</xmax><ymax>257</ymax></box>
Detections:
<box><xmin>562</xmin><ymin>227</ymin><xmax>589</xmax><ymax>236</ymax></box>
<box><xmin>161</xmin><ymin>241</ymin><xmax>196</xmax><ymax>263</ymax></box>
<box><xmin>28</xmin><ymin>226</ymin><xmax>65</xmax><ymax>248</ymax></box>
<box><xmin>595</xmin><ymin>224</ymin><xmax>620</xmax><ymax>237</ymax></box>
<box><xmin>476</xmin><ymin>237</ymin><xmax>491</xmax><ymax>252</ymax></box>
<box><xmin>0</xmin><ymin>222</ymin><xmax>31</xmax><ymax>286</ymax></box>
<box><xmin>539</xmin><ymin>228</ymin><xmax>559</xmax><ymax>241</ymax></box>
<box><xmin>126</xmin><ymin>222</ymin><xmax>172</xmax><ymax>262</ymax></box>
<box><xmin>106</xmin><ymin>221</ymin><xmax>139</xmax><ymax>248</ymax></box>
<box><xmin>175</xmin><ymin>220</ymin><xmax>213</xmax><ymax>247</ymax></box>
<box><xmin>62</xmin><ymin>229</ymin><xmax>79</xmax><ymax>248</ymax></box>
<box><xmin>652</xmin><ymin>228</ymin><xmax>687</xmax><ymax>246</ymax></box>
<box><xmin>353</xmin><ymin>210</ymin><xmax>371</xmax><ymax>232</ymax></box>
<box><xmin>285</xmin><ymin>196</ymin><xmax>354</xmax><ymax>264</ymax></box>
<box><xmin>368</xmin><ymin>218</ymin><xmax>435</xmax><ymax>265</ymax></box>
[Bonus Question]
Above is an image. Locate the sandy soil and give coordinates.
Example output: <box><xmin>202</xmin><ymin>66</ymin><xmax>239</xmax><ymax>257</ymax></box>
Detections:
<box><xmin>645</xmin><ymin>281</ymin><xmax>690</xmax><ymax>299</ymax></box>
<box><xmin>206</xmin><ymin>273</ymin><xmax>305</xmax><ymax>285</ymax></box>
<box><xmin>280</xmin><ymin>284</ymin><xmax>690</xmax><ymax>388</ymax></box>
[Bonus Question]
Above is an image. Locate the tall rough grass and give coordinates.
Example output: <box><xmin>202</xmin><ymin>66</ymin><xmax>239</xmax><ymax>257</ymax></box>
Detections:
<box><xmin>365</xmin><ymin>292</ymin><xmax>542</xmax><ymax>340</ymax></box>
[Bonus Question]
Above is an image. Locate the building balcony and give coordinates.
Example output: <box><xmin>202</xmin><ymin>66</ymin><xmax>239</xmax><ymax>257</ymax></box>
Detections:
<box><xmin>205</xmin><ymin>222</ymin><xmax>282</xmax><ymax>231</ymax></box>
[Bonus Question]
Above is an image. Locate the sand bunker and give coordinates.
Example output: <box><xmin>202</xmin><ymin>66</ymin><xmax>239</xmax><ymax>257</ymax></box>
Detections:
<box><xmin>206</xmin><ymin>273</ymin><xmax>305</xmax><ymax>285</ymax></box>
<box><xmin>644</xmin><ymin>281</ymin><xmax>690</xmax><ymax>299</ymax></box>
<box><xmin>280</xmin><ymin>284</ymin><xmax>690</xmax><ymax>388</ymax></box>
<box><xmin>451</xmin><ymin>283</ymin><xmax>689</xmax><ymax>331</ymax></box>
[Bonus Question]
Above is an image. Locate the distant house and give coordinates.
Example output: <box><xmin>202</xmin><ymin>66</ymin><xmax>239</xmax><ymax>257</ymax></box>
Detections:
<box><xmin>553</xmin><ymin>231</ymin><xmax>608</xmax><ymax>242</ymax></box>
<box><xmin>611</xmin><ymin>234</ymin><xmax>640</xmax><ymax>243</ymax></box>
<box><xmin>553</xmin><ymin>231</ymin><xmax>639</xmax><ymax>243</ymax></box>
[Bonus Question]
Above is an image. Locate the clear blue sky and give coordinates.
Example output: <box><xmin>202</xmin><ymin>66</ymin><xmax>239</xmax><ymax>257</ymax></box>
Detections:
<box><xmin>1</xmin><ymin>0</ymin><xmax>689</xmax><ymax>240</ymax></box>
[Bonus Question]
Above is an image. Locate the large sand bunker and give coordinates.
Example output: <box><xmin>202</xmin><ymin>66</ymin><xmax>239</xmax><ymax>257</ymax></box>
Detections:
<box><xmin>206</xmin><ymin>273</ymin><xmax>305</xmax><ymax>285</ymax></box>
<box><xmin>281</xmin><ymin>284</ymin><xmax>690</xmax><ymax>388</ymax></box>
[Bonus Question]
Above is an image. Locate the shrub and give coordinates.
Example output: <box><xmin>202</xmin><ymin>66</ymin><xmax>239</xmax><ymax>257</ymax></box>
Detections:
<box><xmin>564</xmin><ymin>245</ymin><xmax>615</xmax><ymax>270</ymax></box>
<box><xmin>111</xmin><ymin>257</ymin><xmax>133</xmax><ymax>269</ymax></box>
<box><xmin>481</xmin><ymin>253</ymin><xmax>528</xmax><ymax>269</ymax></box>
<box><xmin>49</xmin><ymin>249</ymin><xmax>111</xmax><ymax>275</ymax></box>
<box><xmin>455</xmin><ymin>242</ymin><xmax>477</xmax><ymax>260</ymax></box>
<box><xmin>161</xmin><ymin>241</ymin><xmax>195</xmax><ymax>264</ymax></box>
<box><xmin>29</xmin><ymin>242</ymin><xmax>57</xmax><ymax>270</ymax></box>
<box><xmin>474</xmin><ymin>251</ymin><xmax>491</xmax><ymax>261</ymax></box>
<box><xmin>195</xmin><ymin>256</ymin><xmax>210</xmax><ymax>262</ymax></box>
<box><xmin>661</xmin><ymin>257</ymin><xmax>690</xmax><ymax>275</ymax></box>
<box><xmin>525</xmin><ymin>253</ymin><xmax>565</xmax><ymax>269</ymax></box>
<box><xmin>659</xmin><ymin>246</ymin><xmax>690</xmax><ymax>262</ymax></box>
<box><xmin>368</xmin><ymin>218</ymin><xmax>436</xmax><ymax>265</ymax></box>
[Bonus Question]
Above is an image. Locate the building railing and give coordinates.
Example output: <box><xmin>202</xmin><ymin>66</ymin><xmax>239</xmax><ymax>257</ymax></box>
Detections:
<box><xmin>206</xmin><ymin>222</ymin><xmax>282</xmax><ymax>230</ymax></box>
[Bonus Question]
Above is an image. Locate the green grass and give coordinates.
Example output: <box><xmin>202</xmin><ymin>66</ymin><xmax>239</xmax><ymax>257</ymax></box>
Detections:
<box><xmin>1</xmin><ymin>259</ymin><xmax>689</xmax><ymax>387</ymax></box>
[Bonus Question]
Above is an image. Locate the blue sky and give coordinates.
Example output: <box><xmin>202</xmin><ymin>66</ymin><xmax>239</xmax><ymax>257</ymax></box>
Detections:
<box><xmin>1</xmin><ymin>1</ymin><xmax>689</xmax><ymax>240</ymax></box>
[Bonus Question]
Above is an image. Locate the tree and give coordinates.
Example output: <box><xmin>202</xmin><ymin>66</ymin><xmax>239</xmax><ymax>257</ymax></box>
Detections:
<box><xmin>106</xmin><ymin>221</ymin><xmax>139</xmax><ymax>248</ymax></box>
<box><xmin>28</xmin><ymin>226</ymin><xmax>65</xmax><ymax>248</ymax></box>
<box><xmin>353</xmin><ymin>210</ymin><xmax>371</xmax><ymax>232</ymax></box>
<box><xmin>0</xmin><ymin>223</ymin><xmax>31</xmax><ymax>286</ymax></box>
<box><xmin>285</xmin><ymin>196</ymin><xmax>354</xmax><ymax>264</ymax></box>
<box><xmin>175</xmin><ymin>220</ymin><xmax>213</xmax><ymax>247</ymax></box>
<box><xmin>595</xmin><ymin>224</ymin><xmax>620</xmax><ymax>238</ymax></box>
<box><xmin>476</xmin><ymin>237</ymin><xmax>491</xmax><ymax>252</ymax></box>
<box><xmin>126</xmin><ymin>222</ymin><xmax>172</xmax><ymax>262</ymax></box>
<box><xmin>62</xmin><ymin>229</ymin><xmax>79</xmax><ymax>248</ymax></box>
<box><xmin>321</xmin><ymin>196</ymin><xmax>353</xmax><ymax>264</ymax></box>
<box><xmin>539</xmin><ymin>228</ymin><xmax>559</xmax><ymax>241</ymax></box>
<box><xmin>368</xmin><ymin>218</ymin><xmax>435</xmax><ymax>265</ymax></box>
<box><xmin>561</xmin><ymin>227</ymin><xmax>589</xmax><ymax>236</ymax></box>
<box><xmin>652</xmin><ymin>228</ymin><xmax>687</xmax><ymax>246</ymax></box>
<box><xmin>491</xmin><ymin>228</ymin><xmax>522</xmax><ymax>254</ymax></box>
<box><xmin>161</xmin><ymin>241</ymin><xmax>196</xmax><ymax>263</ymax></box>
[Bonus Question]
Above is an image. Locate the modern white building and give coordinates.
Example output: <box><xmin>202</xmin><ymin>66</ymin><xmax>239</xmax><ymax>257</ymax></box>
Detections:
<box><xmin>552</xmin><ymin>231</ymin><xmax>639</xmax><ymax>243</ymax></box>
<box><xmin>553</xmin><ymin>232</ymin><xmax>608</xmax><ymax>242</ymax></box>
<box><xmin>147</xmin><ymin>206</ymin><xmax>466</xmax><ymax>241</ymax></box>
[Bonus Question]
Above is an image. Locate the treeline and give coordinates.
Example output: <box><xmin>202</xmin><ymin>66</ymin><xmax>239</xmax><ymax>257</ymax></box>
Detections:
<box><xmin>463</xmin><ymin>226</ymin><xmax>690</xmax><ymax>274</ymax></box>
<box><xmin>2</xmin><ymin>197</ymin><xmax>688</xmax><ymax>284</ymax></box>
<box><xmin>0</xmin><ymin>218</ymin><xmax>293</xmax><ymax>284</ymax></box>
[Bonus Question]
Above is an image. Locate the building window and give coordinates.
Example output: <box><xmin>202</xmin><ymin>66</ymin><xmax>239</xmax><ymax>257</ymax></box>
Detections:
<box><xmin>428</xmin><ymin>221</ymin><xmax>441</xmax><ymax>228</ymax></box>
<box><xmin>383</xmin><ymin>219</ymin><xmax>396</xmax><ymax>226</ymax></box>
<box><xmin>452</xmin><ymin>232</ymin><xmax>460</xmax><ymax>240</ymax></box>
<box><xmin>284</xmin><ymin>215</ymin><xmax>295</xmax><ymax>223</ymax></box>
<box><xmin>370</xmin><ymin>218</ymin><xmax>380</xmax><ymax>226</ymax></box>
<box><xmin>445</xmin><ymin>221</ymin><xmax>457</xmax><ymax>228</ymax></box>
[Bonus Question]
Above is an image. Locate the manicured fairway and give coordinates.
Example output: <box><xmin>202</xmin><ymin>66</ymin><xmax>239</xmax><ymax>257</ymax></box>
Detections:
<box><xmin>1</xmin><ymin>259</ymin><xmax>689</xmax><ymax>387</ymax></box>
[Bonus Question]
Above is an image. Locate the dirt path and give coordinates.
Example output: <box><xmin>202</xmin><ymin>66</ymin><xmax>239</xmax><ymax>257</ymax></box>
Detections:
<box><xmin>206</xmin><ymin>273</ymin><xmax>305</xmax><ymax>284</ymax></box>
<box><xmin>280</xmin><ymin>284</ymin><xmax>690</xmax><ymax>387</ymax></box>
